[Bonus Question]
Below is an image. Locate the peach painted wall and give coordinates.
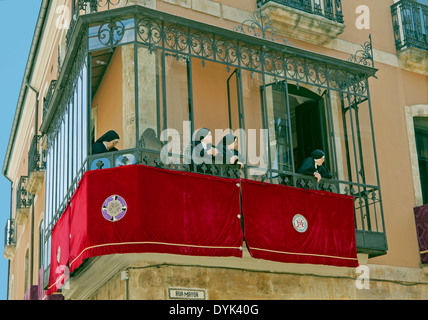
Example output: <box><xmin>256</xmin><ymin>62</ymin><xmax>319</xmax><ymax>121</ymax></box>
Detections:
<box><xmin>91</xmin><ymin>47</ymin><xmax>124</xmax><ymax>151</ymax></box>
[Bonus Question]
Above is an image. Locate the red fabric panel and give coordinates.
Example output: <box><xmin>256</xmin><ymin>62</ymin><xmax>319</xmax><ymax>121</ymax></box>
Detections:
<box><xmin>413</xmin><ymin>204</ymin><xmax>428</xmax><ymax>264</ymax></box>
<box><xmin>69</xmin><ymin>165</ymin><xmax>243</xmax><ymax>272</ymax></box>
<box><xmin>241</xmin><ymin>179</ymin><xmax>359</xmax><ymax>267</ymax></box>
<box><xmin>47</xmin><ymin>205</ymin><xmax>70</xmax><ymax>295</ymax></box>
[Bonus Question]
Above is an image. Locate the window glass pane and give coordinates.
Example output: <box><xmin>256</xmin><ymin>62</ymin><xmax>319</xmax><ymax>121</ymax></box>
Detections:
<box><xmin>45</xmin><ymin>150</ymin><xmax>52</xmax><ymax>229</ymax></box>
<box><xmin>39</xmin><ymin>220</ymin><xmax>44</xmax><ymax>269</ymax></box>
<box><xmin>82</xmin><ymin>63</ymin><xmax>88</xmax><ymax>162</ymax></box>
<box><xmin>76</xmin><ymin>84</ymin><xmax>82</xmax><ymax>171</ymax></box>
<box><xmin>58</xmin><ymin>124</ymin><xmax>64</xmax><ymax>211</ymax></box>
<box><xmin>68</xmin><ymin>101</ymin><xmax>74</xmax><ymax>189</ymax></box>
<box><xmin>64</xmin><ymin>110</ymin><xmax>69</xmax><ymax>196</ymax></box>
<box><xmin>262</xmin><ymin>80</ymin><xmax>293</xmax><ymax>174</ymax></box>
<box><xmin>53</xmin><ymin>135</ymin><xmax>59</xmax><ymax>216</ymax></box>
<box><xmin>355</xmin><ymin>98</ymin><xmax>378</xmax><ymax>187</ymax></box>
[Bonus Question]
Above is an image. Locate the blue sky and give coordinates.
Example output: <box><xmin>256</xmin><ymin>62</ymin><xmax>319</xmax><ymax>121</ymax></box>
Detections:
<box><xmin>0</xmin><ymin>0</ymin><xmax>42</xmax><ymax>300</ymax></box>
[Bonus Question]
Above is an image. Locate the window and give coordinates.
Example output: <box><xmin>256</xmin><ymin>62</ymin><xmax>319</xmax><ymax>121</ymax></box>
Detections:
<box><xmin>262</xmin><ymin>82</ymin><xmax>331</xmax><ymax>175</ymax></box>
<box><xmin>24</xmin><ymin>249</ymin><xmax>29</xmax><ymax>292</ymax></box>
<box><xmin>414</xmin><ymin>117</ymin><xmax>428</xmax><ymax>204</ymax></box>
<box><xmin>44</xmin><ymin>50</ymin><xmax>88</xmax><ymax>272</ymax></box>
<box><xmin>39</xmin><ymin>219</ymin><xmax>44</xmax><ymax>270</ymax></box>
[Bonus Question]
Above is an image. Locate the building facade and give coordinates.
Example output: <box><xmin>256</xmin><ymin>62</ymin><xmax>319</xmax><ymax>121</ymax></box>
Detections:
<box><xmin>2</xmin><ymin>0</ymin><xmax>428</xmax><ymax>300</ymax></box>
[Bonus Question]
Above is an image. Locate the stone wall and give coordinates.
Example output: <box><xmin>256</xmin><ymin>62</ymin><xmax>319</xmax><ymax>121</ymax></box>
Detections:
<box><xmin>88</xmin><ymin>263</ymin><xmax>428</xmax><ymax>300</ymax></box>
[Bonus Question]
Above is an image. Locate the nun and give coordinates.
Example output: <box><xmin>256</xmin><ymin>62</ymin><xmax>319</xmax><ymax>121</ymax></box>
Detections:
<box><xmin>193</xmin><ymin>128</ymin><xmax>219</xmax><ymax>164</ymax></box>
<box><xmin>297</xmin><ymin>149</ymin><xmax>332</xmax><ymax>182</ymax></box>
<box><xmin>217</xmin><ymin>133</ymin><xmax>244</xmax><ymax>169</ymax></box>
<box><xmin>92</xmin><ymin>130</ymin><xmax>120</xmax><ymax>155</ymax></box>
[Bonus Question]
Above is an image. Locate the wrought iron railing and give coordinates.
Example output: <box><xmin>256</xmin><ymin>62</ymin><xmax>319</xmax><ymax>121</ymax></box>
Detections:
<box><xmin>16</xmin><ymin>176</ymin><xmax>32</xmax><ymax>210</ymax></box>
<box><xmin>28</xmin><ymin>135</ymin><xmax>46</xmax><ymax>177</ymax></box>
<box><xmin>391</xmin><ymin>0</ymin><xmax>428</xmax><ymax>51</ymax></box>
<box><xmin>43</xmin><ymin>80</ymin><xmax>57</xmax><ymax>120</ymax></box>
<box><xmin>257</xmin><ymin>0</ymin><xmax>344</xmax><ymax>23</ymax></box>
<box><xmin>66</xmin><ymin>0</ymin><xmax>130</xmax><ymax>47</ymax></box>
<box><xmin>4</xmin><ymin>219</ymin><xmax>16</xmax><ymax>247</ymax></box>
<box><xmin>83</xmin><ymin>147</ymin><xmax>387</xmax><ymax>256</ymax></box>
<box><xmin>43</xmin><ymin>4</ymin><xmax>386</xmax><ymax>267</ymax></box>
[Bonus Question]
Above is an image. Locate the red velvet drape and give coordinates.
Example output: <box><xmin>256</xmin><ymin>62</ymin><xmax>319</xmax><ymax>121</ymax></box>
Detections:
<box><xmin>241</xmin><ymin>179</ymin><xmax>359</xmax><ymax>267</ymax></box>
<box><xmin>68</xmin><ymin>165</ymin><xmax>243</xmax><ymax>273</ymax></box>
<box><xmin>48</xmin><ymin>165</ymin><xmax>359</xmax><ymax>295</ymax></box>
<box><xmin>46</xmin><ymin>205</ymin><xmax>70</xmax><ymax>295</ymax></box>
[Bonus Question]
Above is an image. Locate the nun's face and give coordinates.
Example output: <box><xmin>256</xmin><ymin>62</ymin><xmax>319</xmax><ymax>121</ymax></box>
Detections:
<box><xmin>315</xmin><ymin>156</ymin><xmax>325</xmax><ymax>166</ymax></box>
<box><xmin>106</xmin><ymin>139</ymin><xmax>119</xmax><ymax>150</ymax></box>
<box><xmin>227</xmin><ymin>138</ymin><xmax>238</xmax><ymax>150</ymax></box>
<box><xmin>201</xmin><ymin>131</ymin><xmax>212</xmax><ymax>144</ymax></box>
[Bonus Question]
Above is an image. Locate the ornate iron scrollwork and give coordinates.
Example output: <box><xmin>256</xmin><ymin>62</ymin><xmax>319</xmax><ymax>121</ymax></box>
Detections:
<box><xmin>349</xmin><ymin>34</ymin><xmax>375</xmax><ymax>68</ymax></box>
<box><xmin>97</xmin><ymin>18</ymin><xmax>125</xmax><ymax>50</ymax></box>
<box><xmin>234</xmin><ymin>6</ymin><xmax>293</xmax><ymax>46</ymax></box>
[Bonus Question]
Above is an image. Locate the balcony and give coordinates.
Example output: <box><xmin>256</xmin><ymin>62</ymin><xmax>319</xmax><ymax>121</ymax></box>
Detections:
<box><xmin>16</xmin><ymin>176</ymin><xmax>32</xmax><ymax>225</ymax></box>
<box><xmin>391</xmin><ymin>0</ymin><xmax>428</xmax><ymax>74</ymax></box>
<box><xmin>256</xmin><ymin>0</ymin><xmax>346</xmax><ymax>45</ymax></box>
<box><xmin>42</xmin><ymin>80</ymin><xmax>56</xmax><ymax>121</ymax></box>
<box><xmin>40</xmin><ymin>6</ymin><xmax>387</xmax><ymax>295</ymax></box>
<box><xmin>3</xmin><ymin>219</ymin><xmax>16</xmax><ymax>260</ymax></box>
<box><xmin>27</xmin><ymin>135</ymin><xmax>46</xmax><ymax>195</ymax></box>
<box><xmin>87</xmin><ymin>147</ymin><xmax>388</xmax><ymax>258</ymax></box>
<box><xmin>66</xmin><ymin>0</ymin><xmax>130</xmax><ymax>48</ymax></box>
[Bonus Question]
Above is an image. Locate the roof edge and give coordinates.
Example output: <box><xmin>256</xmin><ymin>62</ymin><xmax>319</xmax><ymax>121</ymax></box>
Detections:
<box><xmin>2</xmin><ymin>0</ymin><xmax>51</xmax><ymax>180</ymax></box>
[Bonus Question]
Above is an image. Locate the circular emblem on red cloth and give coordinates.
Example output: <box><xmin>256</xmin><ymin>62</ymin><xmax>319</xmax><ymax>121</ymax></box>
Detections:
<box><xmin>101</xmin><ymin>195</ymin><xmax>128</xmax><ymax>222</ymax></box>
<box><xmin>292</xmin><ymin>214</ymin><xmax>308</xmax><ymax>233</ymax></box>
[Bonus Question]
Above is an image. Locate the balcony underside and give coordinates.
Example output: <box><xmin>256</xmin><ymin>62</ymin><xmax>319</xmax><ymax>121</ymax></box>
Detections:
<box><xmin>355</xmin><ymin>230</ymin><xmax>388</xmax><ymax>258</ymax></box>
<box><xmin>3</xmin><ymin>244</ymin><xmax>16</xmax><ymax>260</ymax></box>
<box><xmin>260</xmin><ymin>1</ymin><xmax>346</xmax><ymax>45</ymax></box>
<box><xmin>397</xmin><ymin>47</ymin><xmax>428</xmax><ymax>75</ymax></box>
<box><xmin>16</xmin><ymin>207</ymin><xmax>30</xmax><ymax>225</ymax></box>
<box><xmin>27</xmin><ymin>171</ymin><xmax>45</xmax><ymax>195</ymax></box>
<box><xmin>62</xmin><ymin>244</ymin><xmax>366</xmax><ymax>300</ymax></box>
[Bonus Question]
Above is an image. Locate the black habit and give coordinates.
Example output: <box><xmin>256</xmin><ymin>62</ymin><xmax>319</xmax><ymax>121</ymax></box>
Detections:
<box><xmin>92</xmin><ymin>130</ymin><xmax>120</xmax><ymax>155</ymax></box>
<box><xmin>297</xmin><ymin>149</ymin><xmax>332</xmax><ymax>179</ymax></box>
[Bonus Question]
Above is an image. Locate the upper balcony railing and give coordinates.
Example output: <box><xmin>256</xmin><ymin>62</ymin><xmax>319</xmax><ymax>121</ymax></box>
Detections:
<box><xmin>4</xmin><ymin>219</ymin><xmax>16</xmax><ymax>248</ymax></box>
<box><xmin>16</xmin><ymin>176</ymin><xmax>32</xmax><ymax>225</ymax></box>
<box><xmin>66</xmin><ymin>0</ymin><xmax>130</xmax><ymax>47</ymax></box>
<box><xmin>3</xmin><ymin>218</ymin><xmax>16</xmax><ymax>260</ymax></box>
<box><xmin>28</xmin><ymin>135</ymin><xmax>46</xmax><ymax>177</ymax></box>
<box><xmin>43</xmin><ymin>80</ymin><xmax>57</xmax><ymax>120</ymax></box>
<box><xmin>257</xmin><ymin>0</ymin><xmax>344</xmax><ymax>23</ymax></box>
<box><xmin>17</xmin><ymin>176</ymin><xmax>32</xmax><ymax>211</ymax></box>
<box><xmin>27</xmin><ymin>135</ymin><xmax>47</xmax><ymax>195</ymax></box>
<box><xmin>391</xmin><ymin>0</ymin><xmax>428</xmax><ymax>51</ymax></box>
